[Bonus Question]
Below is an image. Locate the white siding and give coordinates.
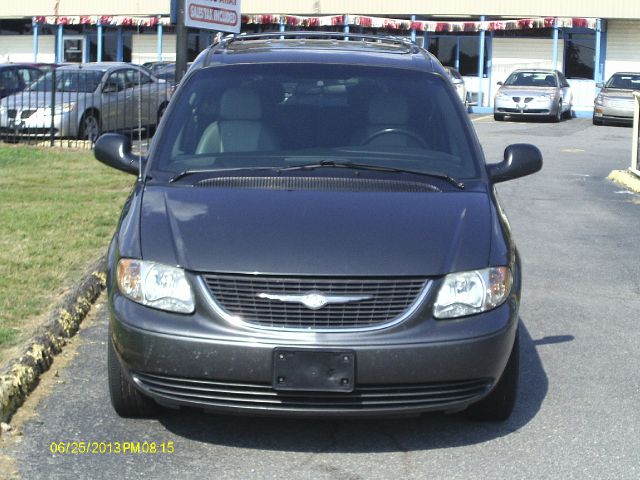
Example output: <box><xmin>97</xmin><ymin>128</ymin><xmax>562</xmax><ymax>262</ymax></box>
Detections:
<box><xmin>604</xmin><ymin>20</ymin><xmax>640</xmax><ymax>81</ymax></box>
<box><xmin>132</xmin><ymin>34</ymin><xmax>176</xmax><ymax>64</ymax></box>
<box><xmin>0</xmin><ymin>35</ymin><xmax>55</xmax><ymax>63</ymax></box>
<box><xmin>489</xmin><ymin>37</ymin><xmax>564</xmax><ymax>106</ymax></box>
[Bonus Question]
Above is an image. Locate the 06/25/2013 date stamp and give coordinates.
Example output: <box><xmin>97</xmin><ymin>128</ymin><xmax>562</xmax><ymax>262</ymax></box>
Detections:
<box><xmin>49</xmin><ymin>441</ymin><xmax>175</xmax><ymax>455</ymax></box>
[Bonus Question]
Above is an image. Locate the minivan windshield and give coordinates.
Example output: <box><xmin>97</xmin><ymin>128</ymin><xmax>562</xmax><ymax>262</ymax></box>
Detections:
<box><xmin>151</xmin><ymin>63</ymin><xmax>480</xmax><ymax>180</ymax></box>
<box><xmin>503</xmin><ymin>71</ymin><xmax>557</xmax><ymax>88</ymax></box>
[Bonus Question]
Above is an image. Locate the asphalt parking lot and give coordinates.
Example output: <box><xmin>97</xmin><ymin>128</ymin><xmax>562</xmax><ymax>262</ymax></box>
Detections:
<box><xmin>1</xmin><ymin>116</ymin><xmax>639</xmax><ymax>480</ymax></box>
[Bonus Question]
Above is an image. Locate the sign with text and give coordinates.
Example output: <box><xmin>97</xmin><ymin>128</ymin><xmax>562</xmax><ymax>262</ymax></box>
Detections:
<box><xmin>184</xmin><ymin>0</ymin><xmax>241</xmax><ymax>33</ymax></box>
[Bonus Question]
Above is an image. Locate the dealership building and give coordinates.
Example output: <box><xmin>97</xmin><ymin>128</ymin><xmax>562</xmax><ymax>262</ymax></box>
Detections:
<box><xmin>1</xmin><ymin>1</ymin><xmax>640</xmax><ymax>113</ymax></box>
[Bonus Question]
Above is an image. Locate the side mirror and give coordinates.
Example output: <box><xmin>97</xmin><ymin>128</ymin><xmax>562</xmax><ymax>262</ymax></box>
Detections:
<box><xmin>94</xmin><ymin>133</ymin><xmax>144</xmax><ymax>176</ymax></box>
<box><xmin>487</xmin><ymin>144</ymin><xmax>543</xmax><ymax>183</ymax></box>
<box><xmin>596</xmin><ymin>82</ymin><xmax>603</xmax><ymax>88</ymax></box>
<box><xmin>496</xmin><ymin>81</ymin><xmax>503</xmax><ymax>86</ymax></box>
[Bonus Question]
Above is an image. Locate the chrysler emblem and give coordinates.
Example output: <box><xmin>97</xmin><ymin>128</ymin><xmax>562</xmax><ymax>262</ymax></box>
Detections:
<box><xmin>257</xmin><ymin>290</ymin><xmax>372</xmax><ymax>310</ymax></box>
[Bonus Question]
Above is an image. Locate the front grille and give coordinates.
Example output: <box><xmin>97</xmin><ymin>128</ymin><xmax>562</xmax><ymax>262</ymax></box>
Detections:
<box><xmin>606</xmin><ymin>98</ymin><xmax>634</xmax><ymax>109</ymax></box>
<box><xmin>133</xmin><ymin>372</ymin><xmax>491</xmax><ymax>411</ymax></box>
<box><xmin>202</xmin><ymin>274</ymin><xmax>428</xmax><ymax>329</ymax></box>
<box><xmin>512</xmin><ymin>96</ymin><xmax>520</xmax><ymax>103</ymax></box>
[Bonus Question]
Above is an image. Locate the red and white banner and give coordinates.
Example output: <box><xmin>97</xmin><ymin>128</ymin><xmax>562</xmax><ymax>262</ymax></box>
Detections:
<box><xmin>33</xmin><ymin>14</ymin><xmax>597</xmax><ymax>33</ymax></box>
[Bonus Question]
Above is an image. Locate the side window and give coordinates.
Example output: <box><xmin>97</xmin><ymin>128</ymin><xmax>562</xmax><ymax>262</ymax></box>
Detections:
<box><xmin>16</xmin><ymin>68</ymin><xmax>40</xmax><ymax>87</ymax></box>
<box><xmin>128</xmin><ymin>69</ymin><xmax>152</xmax><ymax>86</ymax></box>
<box><xmin>558</xmin><ymin>72</ymin><xmax>570</xmax><ymax>88</ymax></box>
<box><xmin>0</xmin><ymin>69</ymin><xmax>20</xmax><ymax>91</ymax></box>
<box><xmin>125</xmin><ymin>69</ymin><xmax>152</xmax><ymax>89</ymax></box>
<box><xmin>104</xmin><ymin>71</ymin><xmax>127</xmax><ymax>93</ymax></box>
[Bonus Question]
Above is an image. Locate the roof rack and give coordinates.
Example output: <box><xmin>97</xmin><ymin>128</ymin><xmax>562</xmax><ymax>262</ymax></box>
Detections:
<box><xmin>213</xmin><ymin>31</ymin><xmax>418</xmax><ymax>52</ymax></box>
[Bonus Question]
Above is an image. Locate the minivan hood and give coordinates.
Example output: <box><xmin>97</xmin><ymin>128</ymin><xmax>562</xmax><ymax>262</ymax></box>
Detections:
<box><xmin>139</xmin><ymin>185</ymin><xmax>493</xmax><ymax>277</ymax></box>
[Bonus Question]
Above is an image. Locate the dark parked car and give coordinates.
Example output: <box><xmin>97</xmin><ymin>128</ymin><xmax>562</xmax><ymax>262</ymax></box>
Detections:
<box><xmin>0</xmin><ymin>63</ymin><xmax>46</xmax><ymax>99</ymax></box>
<box><xmin>96</xmin><ymin>32</ymin><xmax>542</xmax><ymax>421</ymax></box>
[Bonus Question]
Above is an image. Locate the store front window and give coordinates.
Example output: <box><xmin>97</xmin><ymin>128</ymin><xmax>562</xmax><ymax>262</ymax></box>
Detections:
<box><xmin>428</xmin><ymin>35</ymin><xmax>489</xmax><ymax>77</ymax></box>
<box><xmin>564</xmin><ymin>33</ymin><xmax>595</xmax><ymax>79</ymax></box>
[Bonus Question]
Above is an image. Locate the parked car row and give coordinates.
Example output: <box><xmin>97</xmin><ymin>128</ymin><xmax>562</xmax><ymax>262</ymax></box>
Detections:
<box><xmin>0</xmin><ymin>62</ymin><xmax>171</xmax><ymax>141</ymax></box>
<box><xmin>491</xmin><ymin>68</ymin><xmax>639</xmax><ymax>126</ymax></box>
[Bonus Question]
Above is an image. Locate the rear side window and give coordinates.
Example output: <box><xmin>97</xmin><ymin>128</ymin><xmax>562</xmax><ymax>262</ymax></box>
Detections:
<box><xmin>151</xmin><ymin>63</ymin><xmax>480</xmax><ymax>179</ymax></box>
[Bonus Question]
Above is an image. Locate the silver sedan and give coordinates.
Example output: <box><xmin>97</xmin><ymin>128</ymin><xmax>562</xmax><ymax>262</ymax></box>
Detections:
<box><xmin>0</xmin><ymin>63</ymin><xmax>170</xmax><ymax>141</ymax></box>
<box><xmin>593</xmin><ymin>72</ymin><xmax>640</xmax><ymax>126</ymax></box>
<box><xmin>494</xmin><ymin>69</ymin><xmax>573</xmax><ymax>122</ymax></box>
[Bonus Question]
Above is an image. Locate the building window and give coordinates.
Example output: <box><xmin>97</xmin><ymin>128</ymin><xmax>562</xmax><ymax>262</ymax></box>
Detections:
<box><xmin>428</xmin><ymin>35</ymin><xmax>489</xmax><ymax>77</ymax></box>
<box><xmin>564</xmin><ymin>33</ymin><xmax>595</xmax><ymax>79</ymax></box>
<box><xmin>428</xmin><ymin>37</ymin><xmax>456</xmax><ymax>67</ymax></box>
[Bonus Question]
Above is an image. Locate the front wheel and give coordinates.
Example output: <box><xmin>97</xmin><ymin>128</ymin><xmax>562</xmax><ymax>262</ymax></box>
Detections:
<box><xmin>78</xmin><ymin>112</ymin><xmax>101</xmax><ymax>142</ymax></box>
<box><xmin>108</xmin><ymin>330</ymin><xmax>159</xmax><ymax>418</ymax></box>
<box><xmin>494</xmin><ymin>113</ymin><xmax>505</xmax><ymax>121</ymax></box>
<box><xmin>552</xmin><ymin>101</ymin><xmax>563</xmax><ymax>123</ymax></box>
<box><xmin>465</xmin><ymin>328</ymin><xmax>519</xmax><ymax>421</ymax></box>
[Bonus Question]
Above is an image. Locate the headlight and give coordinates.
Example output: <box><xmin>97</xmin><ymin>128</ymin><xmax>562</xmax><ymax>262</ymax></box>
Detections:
<box><xmin>54</xmin><ymin>102</ymin><xmax>76</xmax><ymax>115</ymax></box>
<box><xmin>433</xmin><ymin>267</ymin><xmax>512</xmax><ymax>319</ymax></box>
<box><xmin>495</xmin><ymin>92</ymin><xmax>509</xmax><ymax>99</ymax></box>
<box><xmin>595</xmin><ymin>96</ymin><xmax>604</xmax><ymax>106</ymax></box>
<box><xmin>117</xmin><ymin>259</ymin><xmax>195</xmax><ymax>314</ymax></box>
<box><xmin>538</xmin><ymin>94</ymin><xmax>553</xmax><ymax>100</ymax></box>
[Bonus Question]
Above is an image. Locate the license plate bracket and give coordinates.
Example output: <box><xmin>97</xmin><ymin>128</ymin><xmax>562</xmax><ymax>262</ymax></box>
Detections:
<box><xmin>272</xmin><ymin>349</ymin><xmax>355</xmax><ymax>392</ymax></box>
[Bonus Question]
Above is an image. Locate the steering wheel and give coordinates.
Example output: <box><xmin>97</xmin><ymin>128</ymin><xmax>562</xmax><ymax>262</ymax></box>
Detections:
<box><xmin>361</xmin><ymin>128</ymin><xmax>427</xmax><ymax>148</ymax></box>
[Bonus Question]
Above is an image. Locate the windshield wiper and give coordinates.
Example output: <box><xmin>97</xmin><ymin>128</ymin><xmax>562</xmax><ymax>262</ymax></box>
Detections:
<box><xmin>169</xmin><ymin>166</ymin><xmax>280</xmax><ymax>183</ymax></box>
<box><xmin>169</xmin><ymin>161</ymin><xmax>465</xmax><ymax>189</ymax></box>
<box><xmin>280</xmin><ymin>160</ymin><xmax>465</xmax><ymax>189</ymax></box>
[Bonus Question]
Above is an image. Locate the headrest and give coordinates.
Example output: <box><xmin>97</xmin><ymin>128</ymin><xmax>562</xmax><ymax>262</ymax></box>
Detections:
<box><xmin>220</xmin><ymin>87</ymin><xmax>262</xmax><ymax>120</ymax></box>
<box><xmin>368</xmin><ymin>92</ymin><xmax>410</xmax><ymax>125</ymax></box>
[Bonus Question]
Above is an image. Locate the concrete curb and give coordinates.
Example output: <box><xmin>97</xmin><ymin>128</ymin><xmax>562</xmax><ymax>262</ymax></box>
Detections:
<box><xmin>0</xmin><ymin>257</ymin><xmax>107</xmax><ymax>424</ymax></box>
<box><xmin>607</xmin><ymin>169</ymin><xmax>640</xmax><ymax>194</ymax></box>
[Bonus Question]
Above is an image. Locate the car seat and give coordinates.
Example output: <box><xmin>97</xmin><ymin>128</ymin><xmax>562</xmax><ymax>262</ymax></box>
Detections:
<box><xmin>195</xmin><ymin>87</ymin><xmax>279</xmax><ymax>154</ymax></box>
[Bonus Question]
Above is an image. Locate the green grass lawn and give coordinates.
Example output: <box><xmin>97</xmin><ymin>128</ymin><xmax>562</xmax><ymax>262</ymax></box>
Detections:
<box><xmin>0</xmin><ymin>144</ymin><xmax>133</xmax><ymax>357</ymax></box>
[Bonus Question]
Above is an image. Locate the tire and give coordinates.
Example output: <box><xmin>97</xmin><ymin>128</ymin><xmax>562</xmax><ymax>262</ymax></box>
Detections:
<box><xmin>78</xmin><ymin>111</ymin><xmax>101</xmax><ymax>142</ymax></box>
<box><xmin>552</xmin><ymin>101</ymin><xmax>562</xmax><ymax>123</ymax></box>
<box><xmin>563</xmin><ymin>105</ymin><xmax>572</xmax><ymax>119</ymax></box>
<box><xmin>108</xmin><ymin>330</ymin><xmax>159</xmax><ymax>418</ymax></box>
<box><xmin>494</xmin><ymin>113</ymin><xmax>505</xmax><ymax>122</ymax></box>
<box><xmin>465</xmin><ymin>328</ymin><xmax>519</xmax><ymax>421</ymax></box>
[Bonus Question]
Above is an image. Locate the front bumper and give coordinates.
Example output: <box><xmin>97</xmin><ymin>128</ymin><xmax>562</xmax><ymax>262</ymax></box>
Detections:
<box><xmin>494</xmin><ymin>97</ymin><xmax>555</xmax><ymax>116</ymax></box>
<box><xmin>0</xmin><ymin>111</ymin><xmax>75</xmax><ymax>138</ymax></box>
<box><xmin>593</xmin><ymin>104</ymin><xmax>634</xmax><ymax>124</ymax></box>
<box><xmin>109</xmin><ymin>276</ymin><xmax>520</xmax><ymax>417</ymax></box>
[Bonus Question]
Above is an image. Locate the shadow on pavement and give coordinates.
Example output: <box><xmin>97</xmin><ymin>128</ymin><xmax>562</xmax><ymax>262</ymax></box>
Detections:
<box><xmin>158</xmin><ymin>320</ymin><xmax>554</xmax><ymax>452</ymax></box>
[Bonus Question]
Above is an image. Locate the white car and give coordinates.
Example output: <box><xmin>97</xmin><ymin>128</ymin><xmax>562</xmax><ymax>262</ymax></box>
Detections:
<box><xmin>494</xmin><ymin>69</ymin><xmax>572</xmax><ymax>122</ymax></box>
